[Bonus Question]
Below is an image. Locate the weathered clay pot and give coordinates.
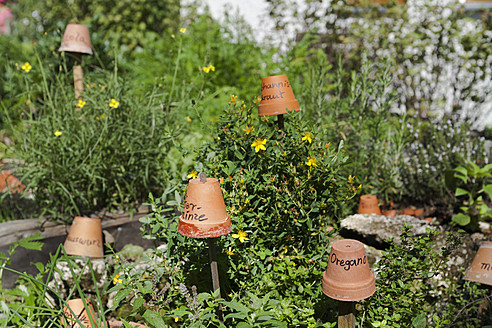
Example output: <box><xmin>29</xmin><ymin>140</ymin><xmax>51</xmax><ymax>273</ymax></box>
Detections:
<box><xmin>322</xmin><ymin>239</ymin><xmax>375</xmax><ymax>301</ymax></box>
<box><xmin>178</xmin><ymin>178</ymin><xmax>232</xmax><ymax>238</ymax></box>
<box><xmin>258</xmin><ymin>74</ymin><xmax>300</xmax><ymax>116</ymax></box>
<box><xmin>63</xmin><ymin>217</ymin><xmax>104</xmax><ymax>258</ymax></box>
<box><xmin>59</xmin><ymin>24</ymin><xmax>93</xmax><ymax>55</ymax></box>
<box><xmin>382</xmin><ymin>209</ymin><xmax>397</xmax><ymax>218</ymax></box>
<box><xmin>61</xmin><ymin>298</ymin><xmax>98</xmax><ymax>328</ymax></box>
<box><xmin>464</xmin><ymin>241</ymin><xmax>492</xmax><ymax>286</ymax></box>
<box><xmin>357</xmin><ymin>195</ymin><xmax>381</xmax><ymax>215</ymax></box>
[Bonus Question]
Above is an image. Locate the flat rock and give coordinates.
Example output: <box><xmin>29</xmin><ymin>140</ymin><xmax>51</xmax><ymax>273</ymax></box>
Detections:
<box><xmin>340</xmin><ymin>214</ymin><xmax>435</xmax><ymax>246</ymax></box>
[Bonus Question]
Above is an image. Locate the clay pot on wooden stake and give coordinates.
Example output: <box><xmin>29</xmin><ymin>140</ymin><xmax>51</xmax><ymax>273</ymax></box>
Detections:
<box><xmin>59</xmin><ymin>24</ymin><xmax>93</xmax><ymax>99</ymax></box>
<box><xmin>258</xmin><ymin>74</ymin><xmax>300</xmax><ymax>129</ymax></box>
<box><xmin>322</xmin><ymin>239</ymin><xmax>376</xmax><ymax>328</ymax></box>
<box><xmin>464</xmin><ymin>241</ymin><xmax>492</xmax><ymax>286</ymax></box>
<box><xmin>357</xmin><ymin>194</ymin><xmax>381</xmax><ymax>215</ymax></box>
<box><xmin>61</xmin><ymin>298</ymin><xmax>98</xmax><ymax>328</ymax></box>
<box><xmin>178</xmin><ymin>177</ymin><xmax>232</xmax><ymax>238</ymax></box>
<box><xmin>63</xmin><ymin>217</ymin><xmax>104</xmax><ymax>258</ymax></box>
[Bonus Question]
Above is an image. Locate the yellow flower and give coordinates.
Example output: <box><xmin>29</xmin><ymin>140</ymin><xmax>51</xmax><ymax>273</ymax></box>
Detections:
<box><xmin>173</xmin><ymin>317</ymin><xmax>179</xmax><ymax>322</ymax></box>
<box><xmin>186</xmin><ymin>116</ymin><xmax>192</xmax><ymax>123</ymax></box>
<box><xmin>77</xmin><ymin>100</ymin><xmax>86</xmax><ymax>108</ymax></box>
<box><xmin>226</xmin><ymin>247</ymin><xmax>235</xmax><ymax>255</ymax></box>
<box><xmin>348</xmin><ymin>175</ymin><xmax>355</xmax><ymax>183</ymax></box>
<box><xmin>109</xmin><ymin>98</ymin><xmax>119</xmax><ymax>109</ymax></box>
<box><xmin>358</xmin><ymin>184</ymin><xmax>362</xmax><ymax>190</ymax></box>
<box><xmin>242</xmin><ymin>126</ymin><xmax>254</xmax><ymax>134</ymax></box>
<box><xmin>254</xmin><ymin>96</ymin><xmax>261</xmax><ymax>104</ymax></box>
<box><xmin>302</xmin><ymin>132</ymin><xmax>313</xmax><ymax>144</ymax></box>
<box><xmin>251</xmin><ymin>138</ymin><xmax>267</xmax><ymax>152</ymax></box>
<box><xmin>232</xmin><ymin>230</ymin><xmax>249</xmax><ymax>243</ymax></box>
<box><xmin>96</xmin><ymin>113</ymin><xmax>105</xmax><ymax>120</ymax></box>
<box><xmin>187</xmin><ymin>171</ymin><xmax>198</xmax><ymax>179</ymax></box>
<box><xmin>230</xmin><ymin>94</ymin><xmax>237</xmax><ymax>105</ymax></box>
<box><xmin>305</xmin><ymin>156</ymin><xmax>318</xmax><ymax>168</ymax></box>
<box><xmin>54</xmin><ymin>130</ymin><xmax>62</xmax><ymax>137</ymax></box>
<box><xmin>240</xmin><ymin>178</ymin><xmax>244</xmax><ymax>183</ymax></box>
<box><xmin>203</xmin><ymin>64</ymin><xmax>215</xmax><ymax>73</ymax></box>
<box><xmin>179</xmin><ymin>27</ymin><xmax>186</xmax><ymax>33</ymax></box>
<box><xmin>21</xmin><ymin>62</ymin><xmax>32</xmax><ymax>73</ymax></box>
<box><xmin>113</xmin><ymin>273</ymin><xmax>122</xmax><ymax>285</ymax></box>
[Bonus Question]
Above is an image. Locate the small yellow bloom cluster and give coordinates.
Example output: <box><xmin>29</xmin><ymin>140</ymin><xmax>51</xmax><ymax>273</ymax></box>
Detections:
<box><xmin>77</xmin><ymin>100</ymin><xmax>86</xmax><ymax>109</ymax></box>
<box><xmin>232</xmin><ymin>230</ymin><xmax>249</xmax><ymax>243</ymax></box>
<box><xmin>109</xmin><ymin>98</ymin><xmax>119</xmax><ymax>109</ymax></box>
<box><xmin>186</xmin><ymin>116</ymin><xmax>192</xmax><ymax>123</ymax></box>
<box><xmin>187</xmin><ymin>171</ymin><xmax>198</xmax><ymax>179</ymax></box>
<box><xmin>254</xmin><ymin>96</ymin><xmax>261</xmax><ymax>104</ymax></box>
<box><xmin>302</xmin><ymin>132</ymin><xmax>313</xmax><ymax>144</ymax></box>
<box><xmin>96</xmin><ymin>114</ymin><xmax>105</xmax><ymax>120</ymax></box>
<box><xmin>21</xmin><ymin>62</ymin><xmax>32</xmax><ymax>73</ymax></box>
<box><xmin>226</xmin><ymin>247</ymin><xmax>235</xmax><ymax>255</ymax></box>
<box><xmin>179</xmin><ymin>27</ymin><xmax>187</xmax><ymax>34</ymax></box>
<box><xmin>203</xmin><ymin>64</ymin><xmax>215</xmax><ymax>73</ymax></box>
<box><xmin>305</xmin><ymin>156</ymin><xmax>318</xmax><ymax>168</ymax></box>
<box><xmin>54</xmin><ymin>130</ymin><xmax>62</xmax><ymax>137</ymax></box>
<box><xmin>113</xmin><ymin>273</ymin><xmax>122</xmax><ymax>285</ymax></box>
<box><xmin>230</xmin><ymin>94</ymin><xmax>238</xmax><ymax>105</ymax></box>
<box><xmin>348</xmin><ymin>175</ymin><xmax>355</xmax><ymax>183</ymax></box>
<box><xmin>242</xmin><ymin>126</ymin><xmax>254</xmax><ymax>135</ymax></box>
<box><xmin>251</xmin><ymin>138</ymin><xmax>267</xmax><ymax>152</ymax></box>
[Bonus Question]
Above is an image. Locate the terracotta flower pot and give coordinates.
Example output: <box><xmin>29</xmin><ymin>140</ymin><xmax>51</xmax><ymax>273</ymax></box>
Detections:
<box><xmin>61</xmin><ymin>298</ymin><xmax>98</xmax><ymax>328</ymax></box>
<box><xmin>322</xmin><ymin>239</ymin><xmax>375</xmax><ymax>301</ymax></box>
<box><xmin>178</xmin><ymin>177</ymin><xmax>232</xmax><ymax>238</ymax></box>
<box><xmin>258</xmin><ymin>74</ymin><xmax>300</xmax><ymax>116</ymax></box>
<box><xmin>464</xmin><ymin>241</ymin><xmax>492</xmax><ymax>286</ymax></box>
<box><xmin>63</xmin><ymin>217</ymin><xmax>104</xmax><ymax>258</ymax></box>
<box><xmin>357</xmin><ymin>195</ymin><xmax>381</xmax><ymax>215</ymax></box>
<box><xmin>59</xmin><ymin>24</ymin><xmax>93</xmax><ymax>55</ymax></box>
<box><xmin>414</xmin><ymin>208</ymin><xmax>424</xmax><ymax>217</ymax></box>
<box><xmin>402</xmin><ymin>208</ymin><xmax>415</xmax><ymax>216</ymax></box>
<box><xmin>382</xmin><ymin>209</ymin><xmax>397</xmax><ymax>217</ymax></box>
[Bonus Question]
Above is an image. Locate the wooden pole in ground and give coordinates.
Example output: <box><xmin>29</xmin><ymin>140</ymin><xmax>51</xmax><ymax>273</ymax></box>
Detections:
<box><xmin>199</xmin><ymin>172</ymin><xmax>223</xmax><ymax>320</ymax></box>
<box><xmin>73</xmin><ymin>53</ymin><xmax>84</xmax><ymax>100</ymax></box>
<box><xmin>338</xmin><ymin>301</ymin><xmax>355</xmax><ymax>328</ymax></box>
<box><xmin>277</xmin><ymin>114</ymin><xmax>284</xmax><ymax>130</ymax></box>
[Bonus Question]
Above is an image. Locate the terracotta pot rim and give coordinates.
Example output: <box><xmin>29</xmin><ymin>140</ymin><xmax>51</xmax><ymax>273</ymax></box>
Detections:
<box><xmin>178</xmin><ymin>217</ymin><xmax>232</xmax><ymax>238</ymax></box>
<box><xmin>258</xmin><ymin>100</ymin><xmax>300</xmax><ymax>116</ymax></box>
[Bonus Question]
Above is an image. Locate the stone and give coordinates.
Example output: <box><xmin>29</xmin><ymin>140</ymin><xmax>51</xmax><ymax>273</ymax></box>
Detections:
<box><xmin>340</xmin><ymin>214</ymin><xmax>434</xmax><ymax>247</ymax></box>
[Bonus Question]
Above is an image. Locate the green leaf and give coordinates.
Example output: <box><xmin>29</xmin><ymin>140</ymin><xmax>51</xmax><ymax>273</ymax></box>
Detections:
<box><xmin>18</xmin><ymin>233</ymin><xmax>43</xmax><ymax>251</ymax></box>
<box><xmin>223</xmin><ymin>301</ymin><xmax>251</xmax><ymax>314</ymax></box>
<box><xmin>412</xmin><ymin>313</ymin><xmax>426</xmax><ymax>328</ymax></box>
<box><xmin>452</xmin><ymin>213</ymin><xmax>470</xmax><ymax>226</ymax></box>
<box><xmin>132</xmin><ymin>297</ymin><xmax>145</xmax><ymax>312</ymax></box>
<box><xmin>113</xmin><ymin>288</ymin><xmax>131</xmax><ymax>307</ymax></box>
<box><xmin>455</xmin><ymin>188</ymin><xmax>470</xmax><ymax>197</ymax></box>
<box><xmin>483</xmin><ymin>184</ymin><xmax>492</xmax><ymax>201</ymax></box>
<box><xmin>142</xmin><ymin>310</ymin><xmax>165</xmax><ymax>328</ymax></box>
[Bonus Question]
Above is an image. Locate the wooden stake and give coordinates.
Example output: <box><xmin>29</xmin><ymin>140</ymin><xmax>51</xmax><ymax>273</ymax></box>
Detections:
<box><xmin>277</xmin><ymin>114</ymin><xmax>284</xmax><ymax>130</ymax></box>
<box><xmin>338</xmin><ymin>301</ymin><xmax>355</xmax><ymax>328</ymax></box>
<box><xmin>73</xmin><ymin>53</ymin><xmax>84</xmax><ymax>100</ymax></box>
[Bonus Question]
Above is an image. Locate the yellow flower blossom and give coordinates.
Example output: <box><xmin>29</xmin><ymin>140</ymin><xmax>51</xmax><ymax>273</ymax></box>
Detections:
<box><xmin>263</xmin><ymin>116</ymin><xmax>269</xmax><ymax>122</ymax></box>
<box><xmin>242</xmin><ymin>126</ymin><xmax>254</xmax><ymax>134</ymax></box>
<box><xmin>226</xmin><ymin>247</ymin><xmax>235</xmax><ymax>255</ymax></box>
<box><xmin>325</xmin><ymin>142</ymin><xmax>331</xmax><ymax>148</ymax></box>
<box><xmin>230</xmin><ymin>94</ymin><xmax>238</xmax><ymax>105</ymax></box>
<box><xmin>21</xmin><ymin>62</ymin><xmax>32</xmax><ymax>73</ymax></box>
<box><xmin>54</xmin><ymin>130</ymin><xmax>62</xmax><ymax>137</ymax></box>
<box><xmin>254</xmin><ymin>96</ymin><xmax>261</xmax><ymax>104</ymax></box>
<box><xmin>203</xmin><ymin>64</ymin><xmax>215</xmax><ymax>73</ymax></box>
<box><xmin>358</xmin><ymin>184</ymin><xmax>362</xmax><ymax>190</ymax></box>
<box><xmin>302</xmin><ymin>132</ymin><xmax>313</xmax><ymax>144</ymax></box>
<box><xmin>179</xmin><ymin>28</ymin><xmax>186</xmax><ymax>33</ymax></box>
<box><xmin>109</xmin><ymin>98</ymin><xmax>119</xmax><ymax>109</ymax></box>
<box><xmin>187</xmin><ymin>171</ymin><xmax>198</xmax><ymax>179</ymax></box>
<box><xmin>305</xmin><ymin>156</ymin><xmax>318</xmax><ymax>168</ymax></box>
<box><xmin>251</xmin><ymin>138</ymin><xmax>267</xmax><ymax>152</ymax></box>
<box><xmin>186</xmin><ymin>116</ymin><xmax>192</xmax><ymax>123</ymax></box>
<box><xmin>113</xmin><ymin>273</ymin><xmax>122</xmax><ymax>285</ymax></box>
<box><xmin>348</xmin><ymin>175</ymin><xmax>355</xmax><ymax>183</ymax></box>
<box><xmin>173</xmin><ymin>317</ymin><xmax>179</xmax><ymax>322</ymax></box>
<box><xmin>77</xmin><ymin>100</ymin><xmax>86</xmax><ymax>108</ymax></box>
<box><xmin>232</xmin><ymin>230</ymin><xmax>249</xmax><ymax>243</ymax></box>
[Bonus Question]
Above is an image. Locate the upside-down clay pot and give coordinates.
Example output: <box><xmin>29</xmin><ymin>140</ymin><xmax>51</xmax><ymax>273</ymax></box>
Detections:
<box><xmin>178</xmin><ymin>178</ymin><xmax>232</xmax><ymax>238</ymax></box>
<box><xmin>322</xmin><ymin>239</ymin><xmax>376</xmax><ymax>301</ymax></box>
<box><xmin>464</xmin><ymin>241</ymin><xmax>492</xmax><ymax>286</ymax></box>
<box><xmin>59</xmin><ymin>24</ymin><xmax>93</xmax><ymax>55</ymax></box>
<box><xmin>63</xmin><ymin>217</ymin><xmax>104</xmax><ymax>258</ymax></box>
<box><xmin>357</xmin><ymin>194</ymin><xmax>381</xmax><ymax>215</ymax></box>
<box><xmin>258</xmin><ymin>74</ymin><xmax>300</xmax><ymax>116</ymax></box>
<box><xmin>61</xmin><ymin>298</ymin><xmax>98</xmax><ymax>328</ymax></box>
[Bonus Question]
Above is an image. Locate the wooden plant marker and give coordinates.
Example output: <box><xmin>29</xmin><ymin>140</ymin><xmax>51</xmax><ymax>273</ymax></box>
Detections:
<box><xmin>338</xmin><ymin>301</ymin><xmax>355</xmax><ymax>328</ymax></box>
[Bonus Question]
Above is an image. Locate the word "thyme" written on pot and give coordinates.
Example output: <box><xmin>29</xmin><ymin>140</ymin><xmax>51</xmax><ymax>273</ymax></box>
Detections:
<box><xmin>66</xmin><ymin>236</ymin><xmax>101</xmax><ymax>247</ymax></box>
<box><xmin>181</xmin><ymin>202</ymin><xmax>208</xmax><ymax>221</ymax></box>
<box><xmin>481</xmin><ymin>262</ymin><xmax>491</xmax><ymax>271</ymax></box>
<box><xmin>261</xmin><ymin>79</ymin><xmax>290</xmax><ymax>101</ymax></box>
<box><xmin>331</xmin><ymin>253</ymin><xmax>367</xmax><ymax>271</ymax></box>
